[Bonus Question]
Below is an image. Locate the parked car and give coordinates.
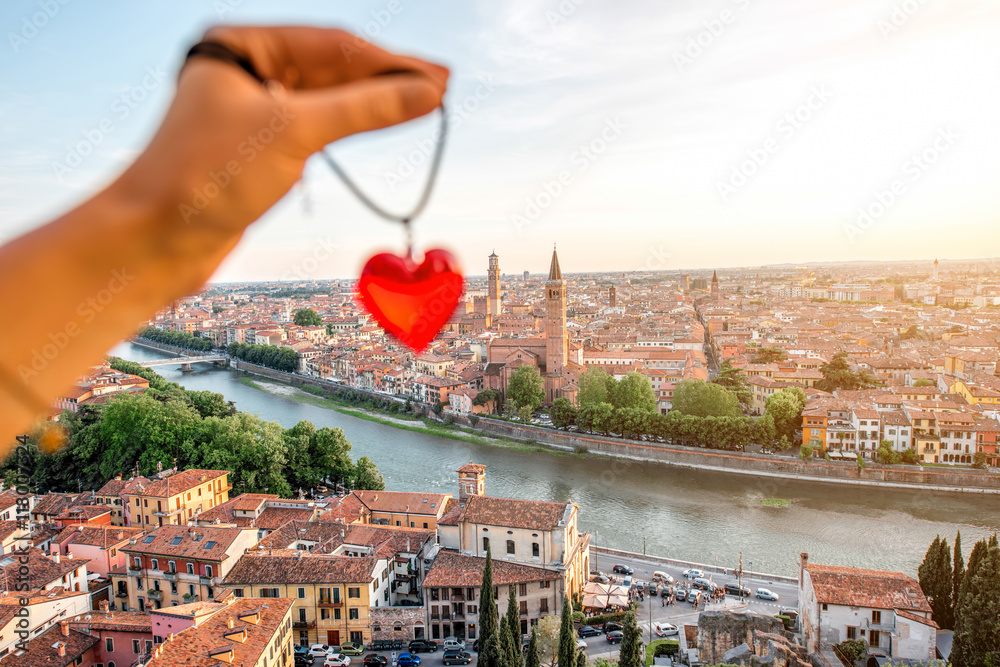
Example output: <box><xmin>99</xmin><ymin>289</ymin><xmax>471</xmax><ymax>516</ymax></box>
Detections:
<box><xmin>652</xmin><ymin>571</ymin><xmax>674</xmax><ymax>584</ymax></box>
<box><xmin>675</xmin><ymin>589</ymin><xmax>688</xmax><ymax>602</ymax></box>
<box><xmin>294</xmin><ymin>646</ymin><xmax>311</xmax><ymax>659</ymax></box>
<box><xmin>660</xmin><ymin>587</ymin><xmax>672</xmax><ymax>598</ymax></box>
<box><xmin>725</xmin><ymin>583</ymin><xmax>751</xmax><ymax>597</ymax></box>
<box><xmin>654</xmin><ymin>623</ymin><xmax>679</xmax><ymax>637</ymax></box>
<box><xmin>472</xmin><ymin>640</ymin><xmax>478</xmax><ymax>653</ymax></box>
<box><xmin>647</xmin><ymin>582</ymin><xmax>659</xmax><ymax>596</ymax></box>
<box><xmin>590</xmin><ymin>573</ymin><xmax>610</xmax><ymax>584</ymax></box>
<box><xmin>363</xmin><ymin>655</ymin><xmax>388</xmax><ymax>667</ymax></box>
<box><xmin>310</xmin><ymin>645</ymin><xmax>333</xmax><ymax>659</ymax></box>
<box><xmin>692</xmin><ymin>577</ymin><xmax>713</xmax><ymax>590</ymax></box>
<box><xmin>612</xmin><ymin>565</ymin><xmax>633</xmax><ymax>575</ymax></box>
<box><xmin>576</xmin><ymin>639</ymin><xmax>588</xmax><ymax>651</ymax></box>
<box><xmin>397</xmin><ymin>655</ymin><xmax>422</xmax><ymax>667</ymax></box>
<box><xmin>442</xmin><ymin>652</ymin><xmax>473</xmax><ymax>665</ymax></box>
<box><xmin>397</xmin><ymin>600</ymin><xmax>423</xmax><ymax>607</ymax></box>
<box><xmin>634</xmin><ymin>580</ymin><xmax>645</xmax><ymax>591</ymax></box>
<box><xmin>341</xmin><ymin>643</ymin><xmax>365</xmax><ymax>656</ymax></box>
<box><xmin>756</xmin><ymin>588</ymin><xmax>779</xmax><ymax>601</ymax></box>
<box><xmin>688</xmin><ymin>591</ymin><xmax>702</xmax><ymax>605</ymax></box>
<box><xmin>442</xmin><ymin>639</ymin><xmax>465</xmax><ymax>652</ymax></box>
<box><xmin>324</xmin><ymin>655</ymin><xmax>351</xmax><ymax>667</ymax></box>
<box><xmin>622</xmin><ymin>576</ymin><xmax>632</xmax><ymax>588</ymax></box>
<box><xmin>409</xmin><ymin>640</ymin><xmax>439</xmax><ymax>654</ymax></box>
<box><xmin>295</xmin><ymin>657</ymin><xmax>312</xmax><ymax>667</ymax></box>
<box><xmin>578</xmin><ymin>626</ymin><xmax>601</xmax><ymax>638</ymax></box>
<box><xmin>779</xmin><ymin>608</ymin><xmax>799</xmax><ymax>620</ymax></box>
<box><xmin>602</xmin><ymin>622</ymin><xmax>623</xmax><ymax>633</ymax></box>
<box><xmin>682</xmin><ymin>568</ymin><xmax>705</xmax><ymax>579</ymax></box>
<box><xmin>606</xmin><ymin>631</ymin><xmax>624</xmax><ymax>645</ymax></box>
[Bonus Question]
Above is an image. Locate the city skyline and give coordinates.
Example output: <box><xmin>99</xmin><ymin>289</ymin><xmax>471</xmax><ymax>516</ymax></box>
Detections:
<box><xmin>2</xmin><ymin>0</ymin><xmax>999</xmax><ymax>281</ymax></box>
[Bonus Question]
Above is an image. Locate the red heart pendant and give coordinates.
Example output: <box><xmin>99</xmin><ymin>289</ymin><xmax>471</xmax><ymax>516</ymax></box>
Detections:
<box><xmin>357</xmin><ymin>249</ymin><xmax>464</xmax><ymax>352</ymax></box>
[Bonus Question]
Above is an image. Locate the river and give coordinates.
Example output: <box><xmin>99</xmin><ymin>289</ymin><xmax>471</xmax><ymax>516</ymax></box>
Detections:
<box><xmin>110</xmin><ymin>342</ymin><xmax>1000</xmax><ymax>577</ymax></box>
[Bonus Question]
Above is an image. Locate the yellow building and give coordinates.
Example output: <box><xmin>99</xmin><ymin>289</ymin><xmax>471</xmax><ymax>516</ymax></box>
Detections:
<box><xmin>222</xmin><ymin>551</ymin><xmax>387</xmax><ymax>648</ymax></box>
<box><xmin>122</xmin><ymin>469</ymin><xmax>232</xmax><ymax>529</ymax></box>
<box><xmin>949</xmin><ymin>379</ymin><xmax>1000</xmax><ymax>406</ymax></box>
<box><xmin>352</xmin><ymin>490</ymin><xmax>453</xmax><ymax>530</ymax></box>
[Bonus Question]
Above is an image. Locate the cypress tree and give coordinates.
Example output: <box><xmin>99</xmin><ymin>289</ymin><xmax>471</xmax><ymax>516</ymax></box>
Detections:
<box><xmin>919</xmin><ymin>536</ymin><xmax>954</xmax><ymax>629</ymax></box>
<box><xmin>506</xmin><ymin>586</ymin><xmax>524</xmax><ymax>667</ymax></box>
<box><xmin>938</xmin><ymin>537</ymin><xmax>954</xmax><ymax>629</ymax></box>
<box><xmin>950</xmin><ymin>539</ymin><xmax>1000</xmax><ymax>667</ymax></box>
<box><xmin>618</xmin><ymin>610</ymin><xmax>644</xmax><ymax>667</ymax></box>
<box><xmin>479</xmin><ymin>545</ymin><xmax>501</xmax><ymax>667</ymax></box>
<box><xmin>500</xmin><ymin>613</ymin><xmax>517</xmax><ymax>667</ymax></box>
<box><xmin>953</xmin><ymin>530</ymin><xmax>965</xmax><ymax>623</ymax></box>
<box><xmin>525</xmin><ymin>629</ymin><xmax>540</xmax><ymax>667</ymax></box>
<box><xmin>558</xmin><ymin>596</ymin><xmax>576</xmax><ymax>667</ymax></box>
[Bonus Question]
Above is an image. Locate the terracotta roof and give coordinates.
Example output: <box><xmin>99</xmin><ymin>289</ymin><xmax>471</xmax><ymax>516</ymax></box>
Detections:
<box><xmin>806</xmin><ymin>563</ymin><xmax>931</xmax><ymax>613</ymax></box>
<box><xmin>317</xmin><ymin>494</ymin><xmax>369</xmax><ymax>524</ymax></box>
<box><xmin>55</xmin><ymin>524</ymin><xmax>143</xmax><ymax>549</ymax></box>
<box><xmin>95</xmin><ymin>478</ymin><xmax>128</xmax><ymax>497</ymax></box>
<box><xmin>122</xmin><ymin>525</ymin><xmax>244</xmax><ymax>561</ymax></box>
<box><xmin>222</xmin><ymin>552</ymin><xmax>377</xmax><ymax>585</ymax></box>
<box><xmin>253</xmin><ymin>507</ymin><xmax>314</xmax><ymax>531</ymax></box>
<box><xmin>457</xmin><ymin>495</ymin><xmax>568</xmax><ymax>531</ymax></box>
<box><xmin>230</xmin><ymin>494</ymin><xmax>278</xmax><ymax>512</ymax></box>
<box><xmin>457</xmin><ymin>463</ymin><xmax>486</xmax><ymax>475</ymax></box>
<box><xmin>147</xmin><ymin>597</ymin><xmax>293</xmax><ymax>667</ymax></box>
<box><xmin>0</xmin><ymin>548</ymin><xmax>89</xmax><ymax>589</ymax></box>
<box><xmin>2</xmin><ymin>624</ymin><xmax>99</xmax><ymax>667</ymax></box>
<box><xmin>353</xmin><ymin>490</ymin><xmax>450</xmax><ymax>516</ymax></box>
<box><xmin>53</xmin><ymin>505</ymin><xmax>112</xmax><ymax>522</ymax></box>
<box><xmin>68</xmin><ymin>610</ymin><xmax>153</xmax><ymax>632</ymax></box>
<box><xmin>422</xmin><ymin>551</ymin><xmax>561</xmax><ymax>588</ymax></box>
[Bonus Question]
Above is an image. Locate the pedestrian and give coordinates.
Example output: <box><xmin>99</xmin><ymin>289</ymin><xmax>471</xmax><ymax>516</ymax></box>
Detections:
<box><xmin>661</xmin><ymin>597</ymin><xmax>665</xmax><ymax>607</ymax></box>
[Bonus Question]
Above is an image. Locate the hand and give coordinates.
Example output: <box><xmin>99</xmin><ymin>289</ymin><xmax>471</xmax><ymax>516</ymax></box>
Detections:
<box><xmin>0</xmin><ymin>26</ymin><xmax>447</xmax><ymax>447</ymax></box>
<box><xmin>128</xmin><ymin>26</ymin><xmax>448</xmax><ymax>243</ymax></box>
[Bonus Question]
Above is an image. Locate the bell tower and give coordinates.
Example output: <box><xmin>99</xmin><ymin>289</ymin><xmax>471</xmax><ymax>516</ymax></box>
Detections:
<box><xmin>545</xmin><ymin>246</ymin><xmax>568</xmax><ymax>375</ymax></box>
<box><xmin>457</xmin><ymin>462</ymin><xmax>486</xmax><ymax>504</ymax></box>
<box><xmin>488</xmin><ymin>251</ymin><xmax>500</xmax><ymax>320</ymax></box>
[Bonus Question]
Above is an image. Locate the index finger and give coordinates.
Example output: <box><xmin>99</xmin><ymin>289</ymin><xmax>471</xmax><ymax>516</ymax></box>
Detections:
<box><xmin>202</xmin><ymin>25</ymin><xmax>449</xmax><ymax>91</ymax></box>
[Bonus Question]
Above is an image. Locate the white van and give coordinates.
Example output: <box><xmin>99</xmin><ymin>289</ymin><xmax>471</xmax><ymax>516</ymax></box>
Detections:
<box><xmin>652</xmin><ymin>571</ymin><xmax>674</xmax><ymax>584</ymax></box>
<box><xmin>622</xmin><ymin>576</ymin><xmax>632</xmax><ymax>588</ymax></box>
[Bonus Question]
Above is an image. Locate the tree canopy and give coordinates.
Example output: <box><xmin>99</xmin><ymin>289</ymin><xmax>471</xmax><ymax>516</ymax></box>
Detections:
<box><xmin>2</xmin><ymin>358</ymin><xmax>382</xmax><ymax>497</ymax></box>
<box><xmin>293</xmin><ymin>308</ymin><xmax>323</xmax><ymax>326</ymax></box>
<box><xmin>672</xmin><ymin>380</ymin><xmax>741</xmax><ymax>418</ymax></box>
<box><xmin>816</xmin><ymin>352</ymin><xmax>882</xmax><ymax>392</ymax></box>
<box><xmin>711</xmin><ymin>359</ymin><xmax>751</xmax><ymax>406</ymax></box>
<box><xmin>764</xmin><ymin>387</ymin><xmax>807</xmax><ymax>443</ymax></box>
<box><xmin>509</xmin><ymin>365</ymin><xmax>545</xmax><ymax>412</ymax></box>
<box><xmin>750</xmin><ymin>347</ymin><xmax>786</xmax><ymax>364</ymax></box>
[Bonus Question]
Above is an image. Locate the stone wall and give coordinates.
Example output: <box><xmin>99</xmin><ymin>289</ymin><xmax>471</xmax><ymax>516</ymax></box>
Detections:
<box><xmin>699</xmin><ymin>610</ymin><xmax>810</xmax><ymax>667</ymax></box>
<box><xmin>369</xmin><ymin>607</ymin><xmax>427</xmax><ymax>642</ymax></box>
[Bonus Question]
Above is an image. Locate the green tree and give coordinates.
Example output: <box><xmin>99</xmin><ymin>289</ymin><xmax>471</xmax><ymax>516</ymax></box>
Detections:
<box><xmin>610</xmin><ymin>372</ymin><xmax>657</xmax><ymax>412</ymax></box>
<box><xmin>877</xmin><ymin>440</ymin><xmax>902</xmax><ymax>464</ymax></box>
<box><xmin>750</xmin><ymin>347</ymin><xmax>786</xmax><ymax>364</ymax></box>
<box><xmin>293</xmin><ymin>308</ymin><xmax>323</xmax><ymax>326</ymax></box>
<box><xmin>519</xmin><ymin>405</ymin><xmax>534</xmax><ymax>423</ymax></box>
<box><xmin>953</xmin><ymin>531</ymin><xmax>964</xmax><ymax>623</ymax></box>
<box><xmin>558</xmin><ymin>597</ymin><xmax>576</xmax><ymax>667</ymax></box>
<box><xmin>817</xmin><ymin>352</ymin><xmax>881</xmax><ymax>392</ymax></box>
<box><xmin>479</xmin><ymin>545</ymin><xmax>501</xmax><ymax>667</ymax></box>
<box><xmin>672</xmin><ymin>380</ymin><xmax>740</xmax><ymax>418</ymax></box>
<box><xmin>913</xmin><ymin>378</ymin><xmax>934</xmax><ymax>387</ymax></box>
<box><xmin>505</xmin><ymin>586</ymin><xmax>524</xmax><ymax>667</ymax></box>
<box><xmin>352</xmin><ymin>456</ymin><xmax>385</xmax><ymax>490</ymax></box>
<box><xmin>711</xmin><ymin>360</ymin><xmax>751</xmax><ymax>407</ymax></box>
<box><xmin>618</xmin><ymin>611</ymin><xmax>644</xmax><ymax>667</ymax></box>
<box><xmin>525</xmin><ymin>630</ymin><xmax>540</xmax><ymax>667</ymax></box>
<box><xmin>764</xmin><ymin>387</ymin><xmax>807</xmax><ymax>442</ymax></box>
<box><xmin>577</xmin><ymin>367</ymin><xmax>613</xmax><ymax>407</ymax></box>
<box><xmin>754</xmin><ymin>413</ymin><xmax>776</xmax><ymax>449</ymax></box>
<box><xmin>950</xmin><ymin>538</ymin><xmax>1000</xmax><ymax>667</ymax></box>
<box><xmin>918</xmin><ymin>535</ymin><xmax>954</xmax><ymax>629</ymax></box>
<box><xmin>509</xmin><ymin>366</ymin><xmax>545</xmax><ymax>412</ymax></box>
<box><xmin>550</xmin><ymin>398</ymin><xmax>577</xmax><ymax>430</ymax></box>
<box><xmin>474</xmin><ymin>388</ymin><xmax>502</xmax><ymax>414</ymax></box>
<box><xmin>534</xmin><ymin>616</ymin><xmax>561</xmax><ymax>667</ymax></box>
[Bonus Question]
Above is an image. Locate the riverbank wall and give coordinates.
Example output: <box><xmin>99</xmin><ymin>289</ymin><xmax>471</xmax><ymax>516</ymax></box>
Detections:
<box><xmin>124</xmin><ymin>338</ymin><xmax>1000</xmax><ymax>495</ymax></box>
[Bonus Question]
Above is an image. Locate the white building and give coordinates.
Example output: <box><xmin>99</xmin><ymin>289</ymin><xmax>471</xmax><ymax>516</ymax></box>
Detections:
<box><xmin>797</xmin><ymin>553</ymin><xmax>937</xmax><ymax>661</ymax></box>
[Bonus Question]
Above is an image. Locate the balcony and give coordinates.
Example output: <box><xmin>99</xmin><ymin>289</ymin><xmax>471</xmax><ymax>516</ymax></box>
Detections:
<box><xmin>865</xmin><ymin>620</ymin><xmax>895</xmax><ymax>632</ymax></box>
<box><xmin>318</xmin><ymin>600</ymin><xmax>343</xmax><ymax>608</ymax></box>
<box><xmin>293</xmin><ymin>621</ymin><xmax>316</xmax><ymax>629</ymax></box>
<box><xmin>449</xmin><ymin>593</ymin><xmax>465</xmax><ymax>601</ymax></box>
<box><xmin>183</xmin><ymin>593</ymin><xmax>198</xmax><ymax>602</ymax></box>
<box><xmin>199</xmin><ymin>575</ymin><xmax>218</xmax><ymax>586</ymax></box>
<box><xmin>115</xmin><ymin>590</ymin><xmax>129</xmax><ymax>598</ymax></box>
<box><xmin>127</xmin><ymin>567</ymin><xmax>143</xmax><ymax>576</ymax></box>
<box><xmin>147</xmin><ymin>590</ymin><xmax>163</xmax><ymax>600</ymax></box>
<box><xmin>152</xmin><ymin>507</ymin><xmax>184</xmax><ymax>518</ymax></box>
<box><xmin>164</xmin><ymin>571</ymin><xmax>178</xmax><ymax>581</ymax></box>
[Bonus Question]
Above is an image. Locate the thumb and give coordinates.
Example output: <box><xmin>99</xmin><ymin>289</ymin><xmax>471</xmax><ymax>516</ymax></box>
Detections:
<box><xmin>289</xmin><ymin>74</ymin><xmax>444</xmax><ymax>150</ymax></box>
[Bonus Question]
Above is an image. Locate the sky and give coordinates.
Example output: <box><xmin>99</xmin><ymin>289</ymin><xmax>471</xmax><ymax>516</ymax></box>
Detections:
<box><xmin>1</xmin><ymin>0</ymin><xmax>999</xmax><ymax>281</ymax></box>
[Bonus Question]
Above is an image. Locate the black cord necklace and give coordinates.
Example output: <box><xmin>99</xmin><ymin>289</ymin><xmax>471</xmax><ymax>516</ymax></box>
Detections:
<box><xmin>320</xmin><ymin>104</ymin><xmax>448</xmax><ymax>257</ymax></box>
<box><xmin>185</xmin><ymin>40</ymin><xmax>448</xmax><ymax>256</ymax></box>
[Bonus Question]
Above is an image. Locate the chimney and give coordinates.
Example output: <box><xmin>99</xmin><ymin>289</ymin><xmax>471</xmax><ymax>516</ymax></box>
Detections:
<box><xmin>57</xmin><ymin>642</ymin><xmax>66</xmax><ymax>657</ymax></box>
<box><xmin>54</xmin><ymin>552</ymin><xmax>60</xmax><ymax>564</ymax></box>
<box><xmin>297</xmin><ymin>551</ymin><xmax>303</xmax><ymax>560</ymax></box>
<box><xmin>60</xmin><ymin>620</ymin><xmax>69</xmax><ymax>637</ymax></box>
<box><xmin>799</xmin><ymin>552</ymin><xmax>809</xmax><ymax>590</ymax></box>
<box><xmin>228</xmin><ymin>618</ymin><xmax>235</xmax><ymax>629</ymax></box>
<box><xmin>100</xmin><ymin>600</ymin><xmax>110</xmax><ymax>613</ymax></box>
